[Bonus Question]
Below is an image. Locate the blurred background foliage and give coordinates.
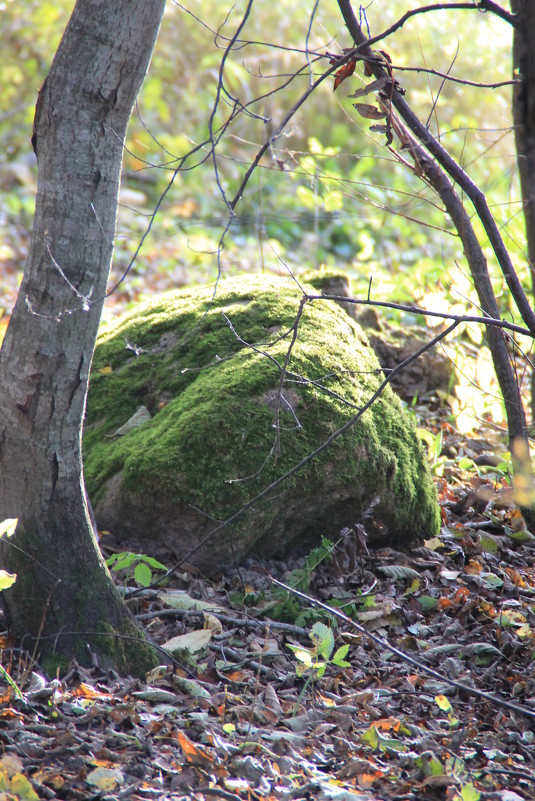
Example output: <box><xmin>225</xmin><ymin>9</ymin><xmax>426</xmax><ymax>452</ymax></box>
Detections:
<box><xmin>0</xmin><ymin>0</ymin><xmax>527</xmax><ymax>430</ymax></box>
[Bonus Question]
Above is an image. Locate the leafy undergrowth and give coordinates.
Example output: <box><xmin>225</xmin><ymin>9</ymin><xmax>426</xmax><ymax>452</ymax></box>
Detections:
<box><xmin>0</xmin><ymin>403</ymin><xmax>534</xmax><ymax>800</ymax></box>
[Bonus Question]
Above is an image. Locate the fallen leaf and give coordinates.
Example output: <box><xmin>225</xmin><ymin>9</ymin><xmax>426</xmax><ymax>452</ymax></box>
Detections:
<box><xmin>163</xmin><ymin>628</ymin><xmax>212</xmax><ymax>654</ymax></box>
<box><xmin>176</xmin><ymin>731</ymin><xmax>215</xmax><ymax>767</ymax></box>
<box><xmin>86</xmin><ymin>767</ymin><xmax>124</xmax><ymax>792</ymax></box>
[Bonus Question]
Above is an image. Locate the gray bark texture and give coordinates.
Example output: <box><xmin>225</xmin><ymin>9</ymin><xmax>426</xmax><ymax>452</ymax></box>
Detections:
<box><xmin>511</xmin><ymin>0</ymin><xmax>535</xmax><ymax>417</ymax></box>
<box><xmin>0</xmin><ymin>0</ymin><xmax>165</xmax><ymax>674</ymax></box>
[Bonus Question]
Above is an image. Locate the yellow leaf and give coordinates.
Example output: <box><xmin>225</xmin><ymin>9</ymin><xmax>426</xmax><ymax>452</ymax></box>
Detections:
<box><xmin>86</xmin><ymin>767</ymin><xmax>124</xmax><ymax>791</ymax></box>
<box><xmin>10</xmin><ymin>773</ymin><xmax>40</xmax><ymax>801</ymax></box>
<box><xmin>435</xmin><ymin>695</ymin><xmax>452</xmax><ymax>712</ymax></box>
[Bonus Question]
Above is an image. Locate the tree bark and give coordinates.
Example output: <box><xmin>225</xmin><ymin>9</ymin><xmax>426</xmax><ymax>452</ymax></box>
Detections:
<box><xmin>335</xmin><ymin>0</ymin><xmax>534</xmax><ymax>528</ymax></box>
<box><xmin>511</xmin><ymin>0</ymin><xmax>535</xmax><ymax>419</ymax></box>
<box><xmin>0</xmin><ymin>0</ymin><xmax>165</xmax><ymax>675</ymax></box>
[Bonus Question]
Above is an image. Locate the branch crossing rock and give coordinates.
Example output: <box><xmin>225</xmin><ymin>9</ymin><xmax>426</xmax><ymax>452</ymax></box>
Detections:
<box><xmin>84</xmin><ymin>275</ymin><xmax>440</xmax><ymax>572</ymax></box>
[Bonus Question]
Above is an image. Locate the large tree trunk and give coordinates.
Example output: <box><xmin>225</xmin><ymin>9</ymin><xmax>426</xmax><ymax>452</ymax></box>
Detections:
<box><xmin>511</xmin><ymin>0</ymin><xmax>535</xmax><ymax>420</ymax></box>
<box><xmin>0</xmin><ymin>0</ymin><xmax>165</xmax><ymax>675</ymax></box>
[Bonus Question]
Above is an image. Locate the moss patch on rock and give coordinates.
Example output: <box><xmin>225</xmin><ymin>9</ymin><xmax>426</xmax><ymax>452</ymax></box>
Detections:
<box><xmin>84</xmin><ymin>275</ymin><xmax>440</xmax><ymax>572</ymax></box>
<box><xmin>303</xmin><ymin>269</ymin><xmax>457</xmax><ymax>401</ymax></box>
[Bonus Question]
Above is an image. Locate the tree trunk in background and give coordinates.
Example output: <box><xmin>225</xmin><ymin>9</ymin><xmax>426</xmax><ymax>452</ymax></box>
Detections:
<box><xmin>512</xmin><ymin>1</ymin><xmax>535</xmax><ymax>420</ymax></box>
<box><xmin>0</xmin><ymin>0</ymin><xmax>165</xmax><ymax>675</ymax></box>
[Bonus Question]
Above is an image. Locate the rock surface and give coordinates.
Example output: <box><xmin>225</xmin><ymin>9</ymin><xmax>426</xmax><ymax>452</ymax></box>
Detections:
<box><xmin>84</xmin><ymin>275</ymin><xmax>440</xmax><ymax>572</ymax></box>
<box><xmin>304</xmin><ymin>270</ymin><xmax>457</xmax><ymax>401</ymax></box>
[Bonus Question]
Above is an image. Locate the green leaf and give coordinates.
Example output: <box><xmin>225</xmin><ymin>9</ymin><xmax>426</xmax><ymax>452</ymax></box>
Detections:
<box><xmin>460</xmin><ymin>782</ymin><xmax>481</xmax><ymax>801</ymax></box>
<box><xmin>361</xmin><ymin>725</ymin><xmax>379</xmax><ymax>749</ymax></box>
<box><xmin>456</xmin><ymin>457</ymin><xmax>477</xmax><ymax>470</ymax></box>
<box><xmin>374</xmin><ymin>729</ymin><xmax>408</xmax><ymax>753</ymax></box>
<box><xmin>134</xmin><ymin>562</ymin><xmax>152</xmax><ymax>587</ymax></box>
<box><xmin>332</xmin><ymin>644</ymin><xmax>350</xmax><ymax>667</ymax></box>
<box><xmin>287</xmin><ymin>645</ymin><xmax>313</xmax><ymax>668</ymax></box>
<box><xmin>508</xmin><ymin>529</ymin><xmax>535</xmax><ymax>544</ymax></box>
<box><xmin>9</xmin><ymin>772</ymin><xmax>39</xmax><ymax>801</ymax></box>
<box><xmin>419</xmin><ymin>751</ymin><xmax>445</xmax><ymax>776</ymax></box>
<box><xmin>314</xmin><ymin>662</ymin><xmax>327</xmax><ymax>678</ymax></box>
<box><xmin>378</xmin><ymin>565</ymin><xmax>421</xmax><ymax>581</ymax></box>
<box><xmin>140</xmin><ymin>555</ymin><xmax>167</xmax><ymax>570</ymax></box>
<box><xmin>106</xmin><ymin>551</ymin><xmax>137</xmax><ymax>570</ymax></box>
<box><xmin>423</xmin><ymin>537</ymin><xmax>442</xmax><ymax>550</ymax></box>
<box><xmin>480</xmin><ymin>536</ymin><xmax>499</xmax><ymax>553</ymax></box>
<box><xmin>0</xmin><ymin>570</ymin><xmax>17</xmax><ymax>591</ymax></box>
<box><xmin>173</xmin><ymin>677</ymin><xmax>211</xmax><ymax>699</ymax></box>
<box><xmin>419</xmin><ymin>595</ymin><xmax>439</xmax><ymax>612</ymax></box>
<box><xmin>435</xmin><ymin>694</ymin><xmax>452</xmax><ymax>712</ymax></box>
<box><xmin>310</xmin><ymin>622</ymin><xmax>335</xmax><ymax>660</ymax></box>
<box><xmin>463</xmin><ymin>643</ymin><xmax>503</xmax><ymax>658</ymax></box>
<box><xmin>0</xmin><ymin>519</ymin><xmax>17</xmax><ymax>539</ymax></box>
<box><xmin>483</xmin><ymin>573</ymin><xmax>503</xmax><ymax>589</ymax></box>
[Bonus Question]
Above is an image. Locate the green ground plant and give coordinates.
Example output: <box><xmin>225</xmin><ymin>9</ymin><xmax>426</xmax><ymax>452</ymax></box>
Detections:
<box><xmin>287</xmin><ymin>620</ymin><xmax>351</xmax><ymax>678</ymax></box>
<box><xmin>105</xmin><ymin>551</ymin><xmax>167</xmax><ymax>589</ymax></box>
<box><xmin>287</xmin><ymin>620</ymin><xmax>351</xmax><ymax>709</ymax></box>
<box><xmin>259</xmin><ymin>536</ymin><xmax>338</xmax><ymax>627</ymax></box>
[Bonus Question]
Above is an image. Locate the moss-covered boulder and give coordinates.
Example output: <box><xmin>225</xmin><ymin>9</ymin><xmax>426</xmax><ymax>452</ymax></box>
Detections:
<box><xmin>303</xmin><ymin>269</ymin><xmax>457</xmax><ymax>401</ymax></box>
<box><xmin>84</xmin><ymin>275</ymin><xmax>440</xmax><ymax>572</ymax></box>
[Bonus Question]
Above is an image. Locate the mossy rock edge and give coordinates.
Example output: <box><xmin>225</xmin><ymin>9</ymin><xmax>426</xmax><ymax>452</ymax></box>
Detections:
<box><xmin>84</xmin><ymin>275</ymin><xmax>440</xmax><ymax>572</ymax></box>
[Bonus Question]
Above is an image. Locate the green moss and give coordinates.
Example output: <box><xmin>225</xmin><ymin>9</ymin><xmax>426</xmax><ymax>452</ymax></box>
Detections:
<box><xmin>41</xmin><ymin>625</ymin><xmax>157</xmax><ymax>679</ymax></box>
<box><xmin>84</xmin><ymin>275</ymin><xmax>440</xmax><ymax>563</ymax></box>
<box><xmin>42</xmin><ymin>653</ymin><xmax>70</xmax><ymax>678</ymax></box>
<box><xmin>300</xmin><ymin>268</ymin><xmax>351</xmax><ymax>293</ymax></box>
<box><xmin>91</xmin><ymin>621</ymin><xmax>159</xmax><ymax>677</ymax></box>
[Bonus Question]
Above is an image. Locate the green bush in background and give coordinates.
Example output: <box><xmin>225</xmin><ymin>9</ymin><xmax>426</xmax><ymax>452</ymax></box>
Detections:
<box><xmin>0</xmin><ymin>0</ymin><xmax>523</xmax><ymax>323</ymax></box>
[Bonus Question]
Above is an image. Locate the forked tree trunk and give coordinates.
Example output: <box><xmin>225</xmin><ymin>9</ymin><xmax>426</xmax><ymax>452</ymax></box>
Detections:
<box><xmin>0</xmin><ymin>0</ymin><xmax>165</xmax><ymax>675</ymax></box>
<box><xmin>511</xmin><ymin>0</ymin><xmax>535</xmax><ymax>420</ymax></box>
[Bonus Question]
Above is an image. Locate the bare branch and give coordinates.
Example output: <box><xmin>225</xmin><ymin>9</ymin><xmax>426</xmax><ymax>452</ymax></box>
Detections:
<box><xmin>392</xmin><ymin>64</ymin><xmax>518</xmax><ymax>90</ymax></box>
<box><xmin>359</xmin><ymin>2</ymin><xmax>517</xmax><ymax>44</ymax></box>
<box><xmin>208</xmin><ymin>0</ymin><xmax>255</xmax><ymax>213</ymax></box>
<box><xmin>336</xmin><ymin>0</ymin><xmax>533</xmax><ymax>525</ymax></box>
<box><xmin>311</xmin><ymin>294</ymin><xmax>535</xmax><ymax>339</ymax></box>
<box><xmin>340</xmin><ymin>3</ymin><xmax>535</xmax><ymax>336</ymax></box>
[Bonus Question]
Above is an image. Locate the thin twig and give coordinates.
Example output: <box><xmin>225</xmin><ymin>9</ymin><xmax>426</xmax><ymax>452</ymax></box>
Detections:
<box><xmin>309</xmin><ymin>294</ymin><xmax>534</xmax><ymax>339</ymax></box>
<box><xmin>271</xmin><ymin>577</ymin><xmax>535</xmax><ymax>721</ymax></box>
<box><xmin>137</xmin><ymin>607</ymin><xmax>308</xmax><ymax>636</ymax></box>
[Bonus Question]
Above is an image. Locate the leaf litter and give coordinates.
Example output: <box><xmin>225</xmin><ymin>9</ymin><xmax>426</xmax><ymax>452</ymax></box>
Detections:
<box><xmin>0</xmin><ymin>402</ymin><xmax>535</xmax><ymax>800</ymax></box>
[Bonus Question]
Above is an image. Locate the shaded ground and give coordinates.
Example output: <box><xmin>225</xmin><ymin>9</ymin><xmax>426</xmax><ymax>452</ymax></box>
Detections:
<box><xmin>0</xmin><ymin>214</ymin><xmax>533</xmax><ymax>799</ymax></box>
<box><xmin>0</xmin><ymin>399</ymin><xmax>534</xmax><ymax>801</ymax></box>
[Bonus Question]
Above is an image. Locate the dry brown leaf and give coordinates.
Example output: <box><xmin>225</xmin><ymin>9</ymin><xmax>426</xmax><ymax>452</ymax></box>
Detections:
<box><xmin>353</xmin><ymin>103</ymin><xmax>387</xmax><ymax>120</ymax></box>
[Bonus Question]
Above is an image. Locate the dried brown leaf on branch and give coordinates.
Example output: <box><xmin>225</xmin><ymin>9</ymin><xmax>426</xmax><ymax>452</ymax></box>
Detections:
<box><xmin>333</xmin><ymin>58</ymin><xmax>357</xmax><ymax>91</ymax></box>
<box><xmin>353</xmin><ymin>102</ymin><xmax>387</xmax><ymax>119</ymax></box>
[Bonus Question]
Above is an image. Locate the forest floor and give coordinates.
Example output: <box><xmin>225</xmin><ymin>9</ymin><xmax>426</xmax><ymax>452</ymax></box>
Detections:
<box><xmin>1</xmin><ymin>240</ymin><xmax>535</xmax><ymax>799</ymax></box>
<box><xmin>1</xmin><ymin>391</ymin><xmax>535</xmax><ymax>801</ymax></box>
